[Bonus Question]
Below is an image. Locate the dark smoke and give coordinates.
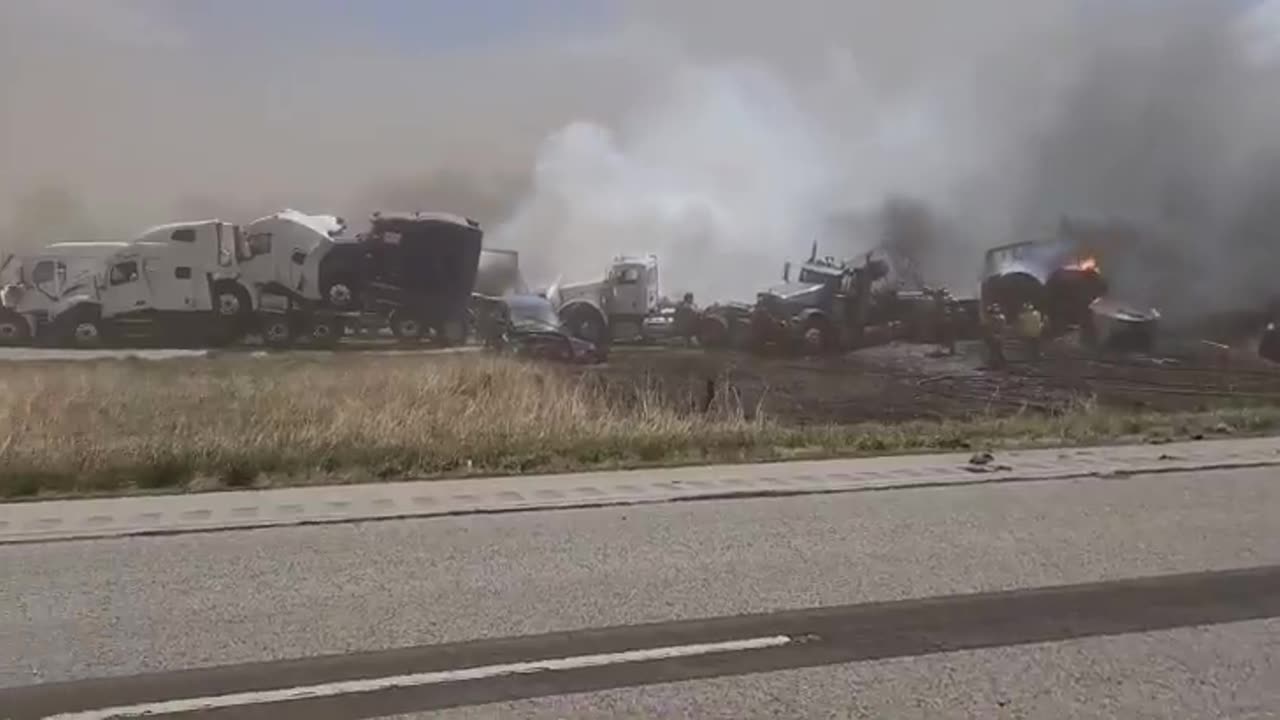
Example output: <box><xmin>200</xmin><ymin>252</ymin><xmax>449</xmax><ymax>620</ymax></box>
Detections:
<box><xmin>1000</xmin><ymin>3</ymin><xmax>1280</xmax><ymax>322</ymax></box>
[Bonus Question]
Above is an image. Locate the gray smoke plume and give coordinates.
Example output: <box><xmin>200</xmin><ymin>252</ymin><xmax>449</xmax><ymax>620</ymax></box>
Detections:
<box><xmin>5</xmin><ymin>0</ymin><xmax>1280</xmax><ymax>322</ymax></box>
<box><xmin>497</xmin><ymin>1</ymin><xmax>1280</xmax><ymax>314</ymax></box>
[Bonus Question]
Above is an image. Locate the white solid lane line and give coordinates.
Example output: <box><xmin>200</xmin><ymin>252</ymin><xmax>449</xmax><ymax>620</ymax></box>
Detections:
<box><xmin>45</xmin><ymin>635</ymin><xmax>794</xmax><ymax>720</ymax></box>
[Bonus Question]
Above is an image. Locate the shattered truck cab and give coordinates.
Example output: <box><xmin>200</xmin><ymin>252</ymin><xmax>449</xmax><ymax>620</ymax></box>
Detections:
<box><xmin>239</xmin><ymin>210</ymin><xmax>346</xmax><ymax>304</ymax></box>
<box><xmin>0</xmin><ymin>243</ymin><xmax>126</xmax><ymax>346</ymax></box>
<box><xmin>315</xmin><ymin>211</ymin><xmax>484</xmax><ymax>345</ymax></box>
<box><xmin>203</xmin><ymin>209</ymin><xmax>482</xmax><ymax>349</ymax></box>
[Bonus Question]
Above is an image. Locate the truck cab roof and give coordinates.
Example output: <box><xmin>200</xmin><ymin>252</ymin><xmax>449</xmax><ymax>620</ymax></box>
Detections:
<box><xmin>258</xmin><ymin>209</ymin><xmax>346</xmax><ymax>238</ymax></box>
<box><xmin>40</xmin><ymin>242</ymin><xmax>132</xmax><ymax>259</ymax></box>
<box><xmin>370</xmin><ymin>211</ymin><xmax>479</xmax><ymax>229</ymax></box>
<box><xmin>134</xmin><ymin>219</ymin><xmax>231</xmax><ymax>243</ymax></box>
<box><xmin>611</xmin><ymin>254</ymin><xmax>658</xmax><ymax>267</ymax></box>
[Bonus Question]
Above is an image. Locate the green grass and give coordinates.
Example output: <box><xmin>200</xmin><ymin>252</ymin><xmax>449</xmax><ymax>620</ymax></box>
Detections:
<box><xmin>2</xmin><ymin>354</ymin><xmax>1278</xmax><ymax>499</ymax></box>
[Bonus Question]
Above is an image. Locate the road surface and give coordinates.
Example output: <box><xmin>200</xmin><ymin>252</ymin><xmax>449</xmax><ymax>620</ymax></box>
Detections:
<box><xmin>2</xmin><ymin>464</ymin><xmax>1278</xmax><ymax>718</ymax></box>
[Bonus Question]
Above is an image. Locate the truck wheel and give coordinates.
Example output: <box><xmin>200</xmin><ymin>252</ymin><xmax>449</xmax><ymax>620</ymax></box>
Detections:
<box><xmin>563</xmin><ymin>305</ymin><xmax>607</xmax><ymax>345</ymax></box>
<box><xmin>63</xmin><ymin>317</ymin><xmax>105</xmax><ymax>349</ymax></box>
<box><xmin>213</xmin><ymin>282</ymin><xmax>251</xmax><ymax>320</ymax></box>
<box><xmin>800</xmin><ymin>317</ymin><xmax>834</xmax><ymax>356</ymax></box>
<box><xmin>389</xmin><ymin>311</ymin><xmax>423</xmax><ymax>343</ymax></box>
<box><xmin>260</xmin><ymin>314</ymin><xmax>295</xmax><ymax>349</ymax></box>
<box><xmin>0</xmin><ymin>309</ymin><xmax>29</xmax><ymax>347</ymax></box>
<box><xmin>323</xmin><ymin>278</ymin><xmax>359</xmax><ymax>310</ymax></box>
<box><xmin>307</xmin><ymin>317</ymin><xmax>343</xmax><ymax>348</ymax></box>
<box><xmin>212</xmin><ymin>282</ymin><xmax>252</xmax><ymax>345</ymax></box>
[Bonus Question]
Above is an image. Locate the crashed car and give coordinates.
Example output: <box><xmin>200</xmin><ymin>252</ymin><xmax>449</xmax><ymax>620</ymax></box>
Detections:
<box><xmin>475</xmin><ymin>294</ymin><xmax>606</xmax><ymax>364</ymax></box>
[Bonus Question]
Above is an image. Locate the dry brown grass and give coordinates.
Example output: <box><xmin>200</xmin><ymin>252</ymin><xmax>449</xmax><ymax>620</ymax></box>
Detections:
<box><xmin>3</xmin><ymin>353</ymin><xmax>1280</xmax><ymax>498</ymax></box>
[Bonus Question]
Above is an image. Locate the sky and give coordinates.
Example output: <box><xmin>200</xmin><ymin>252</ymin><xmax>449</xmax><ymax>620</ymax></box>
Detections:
<box><xmin>4</xmin><ymin>0</ymin><xmax>1280</xmax><ymax>307</ymax></box>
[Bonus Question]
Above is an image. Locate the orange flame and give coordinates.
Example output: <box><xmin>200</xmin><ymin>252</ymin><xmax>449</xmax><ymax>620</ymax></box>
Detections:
<box><xmin>1065</xmin><ymin>256</ymin><xmax>1099</xmax><ymax>272</ymax></box>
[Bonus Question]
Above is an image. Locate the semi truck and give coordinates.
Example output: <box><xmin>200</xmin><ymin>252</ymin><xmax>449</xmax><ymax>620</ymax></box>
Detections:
<box><xmin>0</xmin><ymin>234</ymin><xmax>254</xmax><ymax>348</ymax></box>
<box><xmin>212</xmin><ymin>209</ymin><xmax>484</xmax><ymax>348</ymax></box>
<box><xmin>550</xmin><ymin>254</ymin><xmax>696</xmax><ymax>345</ymax></box>
<box><xmin>0</xmin><ymin>209</ymin><xmax>484</xmax><ymax>349</ymax></box>
<box><xmin>0</xmin><ymin>242</ymin><xmax>130</xmax><ymax>346</ymax></box>
<box><xmin>696</xmin><ymin>247</ymin><xmax>978</xmax><ymax>356</ymax></box>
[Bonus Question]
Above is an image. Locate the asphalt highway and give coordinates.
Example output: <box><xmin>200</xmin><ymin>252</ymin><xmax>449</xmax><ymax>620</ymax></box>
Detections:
<box><xmin>3</xmin><ymin>465</ymin><xmax>1279</xmax><ymax>718</ymax></box>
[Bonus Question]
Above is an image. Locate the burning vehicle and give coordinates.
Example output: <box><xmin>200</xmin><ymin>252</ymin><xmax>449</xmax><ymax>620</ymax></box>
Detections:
<box><xmin>980</xmin><ymin>218</ymin><xmax>1159</xmax><ymax>354</ymax></box>
<box><xmin>474</xmin><ymin>293</ymin><xmax>605</xmax><ymax>364</ymax></box>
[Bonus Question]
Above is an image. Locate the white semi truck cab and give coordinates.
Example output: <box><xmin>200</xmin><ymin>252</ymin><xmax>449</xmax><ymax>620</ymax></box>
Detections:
<box><xmin>0</xmin><ymin>243</ymin><xmax>128</xmax><ymax>345</ymax></box>
<box><xmin>0</xmin><ymin>216</ymin><xmax>274</xmax><ymax>348</ymax></box>
<box><xmin>552</xmin><ymin>254</ymin><xmax>663</xmax><ymax>343</ymax></box>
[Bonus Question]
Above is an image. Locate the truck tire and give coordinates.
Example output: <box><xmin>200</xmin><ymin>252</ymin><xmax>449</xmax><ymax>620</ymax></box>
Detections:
<box><xmin>322</xmin><ymin>277</ymin><xmax>359</xmax><ymax>310</ymax></box>
<box><xmin>58</xmin><ymin>310</ymin><xmax>106</xmax><ymax>349</ymax></box>
<box><xmin>307</xmin><ymin>317</ymin><xmax>343</xmax><ymax>348</ymax></box>
<box><xmin>800</xmin><ymin>316</ymin><xmax>835</xmax><ymax>356</ymax></box>
<box><xmin>0</xmin><ymin>309</ymin><xmax>29</xmax><ymax>347</ymax></box>
<box><xmin>389</xmin><ymin>310</ymin><xmax>423</xmax><ymax>344</ymax></box>
<box><xmin>563</xmin><ymin>304</ymin><xmax>608</xmax><ymax>346</ymax></box>
<box><xmin>212</xmin><ymin>282</ymin><xmax>252</xmax><ymax>346</ymax></box>
<box><xmin>260</xmin><ymin>314</ymin><xmax>295</xmax><ymax>349</ymax></box>
<box><xmin>213</xmin><ymin>282</ymin><xmax>251</xmax><ymax>321</ymax></box>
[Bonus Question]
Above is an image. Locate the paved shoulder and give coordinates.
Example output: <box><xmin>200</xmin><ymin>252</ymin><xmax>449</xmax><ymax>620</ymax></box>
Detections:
<box><xmin>3</xmin><ymin>436</ymin><xmax>1278</xmax><ymax>543</ymax></box>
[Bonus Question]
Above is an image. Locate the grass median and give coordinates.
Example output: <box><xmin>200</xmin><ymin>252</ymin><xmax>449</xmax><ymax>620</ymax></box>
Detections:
<box><xmin>3</xmin><ymin>353</ymin><xmax>1279</xmax><ymax>499</ymax></box>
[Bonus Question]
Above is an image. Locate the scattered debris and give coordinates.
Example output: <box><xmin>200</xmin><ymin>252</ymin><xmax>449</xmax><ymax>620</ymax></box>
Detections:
<box><xmin>969</xmin><ymin>451</ymin><xmax>996</xmax><ymax>466</ymax></box>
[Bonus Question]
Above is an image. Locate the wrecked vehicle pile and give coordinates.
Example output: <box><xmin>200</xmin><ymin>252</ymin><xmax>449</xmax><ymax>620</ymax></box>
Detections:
<box><xmin>5</xmin><ymin>199</ymin><xmax>1276</xmax><ymax>382</ymax></box>
<box><xmin>473</xmin><ymin>293</ymin><xmax>605</xmax><ymax>364</ymax></box>
<box><xmin>979</xmin><ymin>219</ymin><xmax>1161</xmax><ymax>357</ymax></box>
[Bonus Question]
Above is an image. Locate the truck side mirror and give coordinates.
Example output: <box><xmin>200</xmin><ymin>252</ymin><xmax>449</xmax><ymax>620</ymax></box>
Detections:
<box><xmin>783</xmin><ymin>262</ymin><xmax>791</xmax><ymax>282</ymax></box>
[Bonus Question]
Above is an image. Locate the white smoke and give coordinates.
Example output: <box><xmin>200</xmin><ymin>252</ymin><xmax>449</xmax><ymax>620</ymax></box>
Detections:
<box><xmin>8</xmin><ymin>0</ymin><xmax>1280</xmax><ymax>319</ymax></box>
<box><xmin>492</xmin><ymin>62</ymin><xmax>844</xmax><ymax>302</ymax></box>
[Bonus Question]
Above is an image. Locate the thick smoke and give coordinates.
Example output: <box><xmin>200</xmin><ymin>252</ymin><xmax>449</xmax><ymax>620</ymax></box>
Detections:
<box><xmin>492</xmin><ymin>63</ymin><xmax>837</xmax><ymax>302</ymax></box>
<box><xmin>498</xmin><ymin>1</ymin><xmax>1280</xmax><ymax>315</ymax></box>
<box><xmin>5</xmin><ymin>0</ymin><xmax>1280</xmax><ymax>322</ymax></box>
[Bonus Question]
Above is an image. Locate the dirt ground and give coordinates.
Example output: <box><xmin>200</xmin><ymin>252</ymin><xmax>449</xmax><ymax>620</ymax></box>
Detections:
<box><xmin>585</xmin><ymin>336</ymin><xmax>1280</xmax><ymax>425</ymax></box>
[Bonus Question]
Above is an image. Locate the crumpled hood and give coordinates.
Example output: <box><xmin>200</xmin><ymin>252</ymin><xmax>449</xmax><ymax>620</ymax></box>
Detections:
<box><xmin>762</xmin><ymin>282</ymin><xmax>824</xmax><ymax>300</ymax></box>
<box><xmin>507</xmin><ymin>328</ymin><xmax>605</xmax><ymax>364</ymax></box>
